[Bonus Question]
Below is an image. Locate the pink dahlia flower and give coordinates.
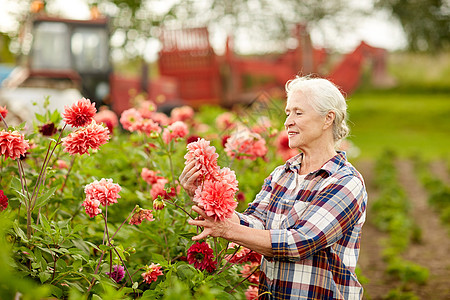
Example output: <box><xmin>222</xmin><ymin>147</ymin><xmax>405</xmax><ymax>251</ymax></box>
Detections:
<box><xmin>141</xmin><ymin>168</ymin><xmax>162</xmax><ymax>185</ymax></box>
<box><xmin>84</xmin><ymin>178</ymin><xmax>121</xmax><ymax>206</ymax></box>
<box><xmin>94</xmin><ymin>108</ymin><xmax>119</xmax><ymax>130</ymax></box>
<box><xmin>129</xmin><ymin>208</ymin><xmax>154</xmax><ymax>225</ymax></box>
<box><xmin>225</xmin><ymin>243</ymin><xmax>251</xmax><ymax>263</ymax></box>
<box><xmin>0</xmin><ymin>105</ymin><xmax>7</xmax><ymax>118</ymax></box>
<box><xmin>63</xmin><ymin>98</ymin><xmax>97</xmax><ymax>127</ymax></box>
<box><xmin>241</xmin><ymin>262</ymin><xmax>261</xmax><ymax>284</ymax></box>
<box><xmin>142</xmin><ymin>263</ymin><xmax>163</xmax><ymax>284</ymax></box>
<box><xmin>150</xmin><ymin>112</ymin><xmax>170</xmax><ymax>126</ymax></box>
<box><xmin>214</xmin><ymin>167</ymin><xmax>238</xmax><ymax>192</ymax></box>
<box><xmin>184</xmin><ymin>138</ymin><xmax>219</xmax><ymax>181</ymax></box>
<box><xmin>215</xmin><ymin>112</ymin><xmax>236</xmax><ymax>131</ymax></box>
<box><xmin>225</xmin><ymin>128</ymin><xmax>267</xmax><ymax>161</ymax></box>
<box><xmin>193</xmin><ymin>180</ymin><xmax>237</xmax><ymax>221</ymax></box>
<box><xmin>162</xmin><ymin>121</ymin><xmax>188</xmax><ymax>144</ymax></box>
<box><xmin>245</xmin><ymin>285</ymin><xmax>259</xmax><ymax>300</ymax></box>
<box><xmin>0</xmin><ymin>190</ymin><xmax>8</xmax><ymax>211</ymax></box>
<box><xmin>106</xmin><ymin>265</ymin><xmax>125</xmax><ymax>283</ymax></box>
<box><xmin>81</xmin><ymin>197</ymin><xmax>102</xmax><ymax>218</ymax></box>
<box><xmin>138</xmin><ymin>100</ymin><xmax>157</xmax><ymax>119</ymax></box>
<box><xmin>120</xmin><ymin>108</ymin><xmax>143</xmax><ymax>132</ymax></box>
<box><xmin>187</xmin><ymin>242</ymin><xmax>217</xmax><ymax>273</ymax></box>
<box><xmin>55</xmin><ymin>159</ymin><xmax>69</xmax><ymax>169</ymax></box>
<box><xmin>136</xmin><ymin>118</ymin><xmax>161</xmax><ymax>136</ymax></box>
<box><xmin>150</xmin><ymin>178</ymin><xmax>179</xmax><ymax>200</ymax></box>
<box><xmin>170</xmin><ymin>105</ymin><xmax>194</xmax><ymax>123</ymax></box>
<box><xmin>0</xmin><ymin>130</ymin><xmax>30</xmax><ymax>160</ymax></box>
<box><xmin>62</xmin><ymin>121</ymin><xmax>110</xmax><ymax>156</ymax></box>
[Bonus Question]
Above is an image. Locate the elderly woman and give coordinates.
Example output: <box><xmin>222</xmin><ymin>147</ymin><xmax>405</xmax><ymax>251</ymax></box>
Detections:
<box><xmin>180</xmin><ymin>76</ymin><xmax>367</xmax><ymax>299</ymax></box>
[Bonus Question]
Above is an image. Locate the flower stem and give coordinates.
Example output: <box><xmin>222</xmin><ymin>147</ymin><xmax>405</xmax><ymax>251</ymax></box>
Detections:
<box><xmin>165</xmin><ymin>198</ymin><xmax>195</xmax><ymax>219</ymax></box>
<box><xmin>60</xmin><ymin>155</ymin><xmax>76</xmax><ymax>194</ymax></box>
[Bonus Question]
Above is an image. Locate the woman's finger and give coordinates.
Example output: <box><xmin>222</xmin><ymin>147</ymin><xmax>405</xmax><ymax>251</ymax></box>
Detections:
<box><xmin>191</xmin><ymin>205</ymin><xmax>208</xmax><ymax>219</ymax></box>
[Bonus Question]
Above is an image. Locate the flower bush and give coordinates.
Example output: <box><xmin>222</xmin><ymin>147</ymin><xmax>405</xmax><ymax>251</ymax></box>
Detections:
<box><xmin>0</xmin><ymin>94</ymin><xmax>358</xmax><ymax>299</ymax></box>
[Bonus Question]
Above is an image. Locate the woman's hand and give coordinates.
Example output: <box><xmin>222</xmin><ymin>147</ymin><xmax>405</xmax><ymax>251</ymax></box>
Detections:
<box><xmin>179</xmin><ymin>160</ymin><xmax>202</xmax><ymax>198</ymax></box>
<box><xmin>188</xmin><ymin>205</ymin><xmax>233</xmax><ymax>241</ymax></box>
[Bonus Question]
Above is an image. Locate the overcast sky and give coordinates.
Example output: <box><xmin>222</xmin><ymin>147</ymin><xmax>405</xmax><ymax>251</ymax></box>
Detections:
<box><xmin>0</xmin><ymin>0</ymin><xmax>408</xmax><ymax>61</ymax></box>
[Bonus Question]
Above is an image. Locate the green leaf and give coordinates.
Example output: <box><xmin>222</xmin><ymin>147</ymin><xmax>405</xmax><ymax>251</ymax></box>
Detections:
<box><xmin>34</xmin><ymin>186</ymin><xmax>57</xmax><ymax>210</ymax></box>
<box><xmin>13</xmin><ymin>221</ymin><xmax>28</xmax><ymax>242</ymax></box>
<box><xmin>35</xmin><ymin>113</ymin><xmax>46</xmax><ymax>123</ymax></box>
<box><xmin>39</xmin><ymin>271</ymin><xmax>51</xmax><ymax>283</ymax></box>
<box><xmin>178</xmin><ymin>232</ymin><xmax>197</xmax><ymax>240</ymax></box>
<box><xmin>39</xmin><ymin>214</ymin><xmax>52</xmax><ymax>234</ymax></box>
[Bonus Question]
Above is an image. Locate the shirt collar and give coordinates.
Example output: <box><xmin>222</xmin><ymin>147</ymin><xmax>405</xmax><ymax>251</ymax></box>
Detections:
<box><xmin>284</xmin><ymin>151</ymin><xmax>347</xmax><ymax>175</ymax></box>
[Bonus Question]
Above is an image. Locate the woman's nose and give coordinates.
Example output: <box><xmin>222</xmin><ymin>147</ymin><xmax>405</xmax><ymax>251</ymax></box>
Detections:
<box><xmin>284</xmin><ymin>115</ymin><xmax>293</xmax><ymax>127</ymax></box>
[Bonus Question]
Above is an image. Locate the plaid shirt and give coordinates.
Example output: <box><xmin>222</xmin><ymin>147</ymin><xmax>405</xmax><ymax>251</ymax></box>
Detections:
<box><xmin>237</xmin><ymin>152</ymin><xmax>367</xmax><ymax>299</ymax></box>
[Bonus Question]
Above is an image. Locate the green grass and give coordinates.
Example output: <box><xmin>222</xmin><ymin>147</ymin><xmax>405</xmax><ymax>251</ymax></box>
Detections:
<box><xmin>347</xmin><ymin>91</ymin><xmax>450</xmax><ymax>160</ymax></box>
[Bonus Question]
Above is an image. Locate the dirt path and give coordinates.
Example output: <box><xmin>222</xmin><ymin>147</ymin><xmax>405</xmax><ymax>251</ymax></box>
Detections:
<box><xmin>355</xmin><ymin>159</ymin><xmax>450</xmax><ymax>300</ymax></box>
<box><xmin>356</xmin><ymin>160</ymin><xmax>397</xmax><ymax>300</ymax></box>
<box><xmin>396</xmin><ymin>159</ymin><xmax>450</xmax><ymax>299</ymax></box>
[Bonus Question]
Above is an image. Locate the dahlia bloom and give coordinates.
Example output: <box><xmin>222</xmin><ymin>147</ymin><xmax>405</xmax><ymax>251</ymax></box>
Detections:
<box><xmin>55</xmin><ymin>159</ymin><xmax>69</xmax><ymax>169</ymax></box>
<box><xmin>245</xmin><ymin>285</ymin><xmax>259</xmax><ymax>300</ymax></box>
<box><xmin>170</xmin><ymin>105</ymin><xmax>194</xmax><ymax>123</ymax></box>
<box><xmin>129</xmin><ymin>208</ymin><xmax>154</xmax><ymax>225</ymax></box>
<box><xmin>162</xmin><ymin>121</ymin><xmax>189</xmax><ymax>144</ymax></box>
<box><xmin>142</xmin><ymin>263</ymin><xmax>163</xmax><ymax>284</ymax></box>
<box><xmin>215</xmin><ymin>167</ymin><xmax>238</xmax><ymax>192</ymax></box>
<box><xmin>216</xmin><ymin>112</ymin><xmax>236</xmax><ymax>131</ymax></box>
<box><xmin>120</xmin><ymin>108</ymin><xmax>143</xmax><ymax>132</ymax></box>
<box><xmin>138</xmin><ymin>100</ymin><xmax>157</xmax><ymax>119</ymax></box>
<box><xmin>141</xmin><ymin>168</ymin><xmax>162</xmax><ymax>185</ymax></box>
<box><xmin>251</xmin><ymin>116</ymin><xmax>272</xmax><ymax>135</ymax></box>
<box><xmin>81</xmin><ymin>198</ymin><xmax>102</xmax><ymax>218</ymax></box>
<box><xmin>187</xmin><ymin>242</ymin><xmax>217</xmax><ymax>273</ymax></box>
<box><xmin>136</xmin><ymin>119</ymin><xmax>161</xmax><ymax>136</ymax></box>
<box><xmin>275</xmin><ymin>130</ymin><xmax>298</xmax><ymax>161</ymax></box>
<box><xmin>63</xmin><ymin>97</ymin><xmax>97</xmax><ymax>127</ymax></box>
<box><xmin>152</xmin><ymin>198</ymin><xmax>165</xmax><ymax>210</ymax></box>
<box><xmin>0</xmin><ymin>190</ymin><xmax>8</xmax><ymax>211</ymax></box>
<box><xmin>39</xmin><ymin>122</ymin><xmax>57</xmax><ymax>136</ymax></box>
<box><xmin>225</xmin><ymin>128</ymin><xmax>267</xmax><ymax>160</ymax></box>
<box><xmin>62</xmin><ymin>121</ymin><xmax>110</xmax><ymax>156</ymax></box>
<box><xmin>84</xmin><ymin>178</ymin><xmax>121</xmax><ymax>206</ymax></box>
<box><xmin>0</xmin><ymin>105</ymin><xmax>7</xmax><ymax>118</ymax></box>
<box><xmin>241</xmin><ymin>262</ymin><xmax>261</xmax><ymax>284</ymax></box>
<box><xmin>150</xmin><ymin>112</ymin><xmax>170</xmax><ymax>126</ymax></box>
<box><xmin>150</xmin><ymin>178</ymin><xmax>179</xmax><ymax>200</ymax></box>
<box><xmin>106</xmin><ymin>265</ymin><xmax>125</xmax><ymax>283</ymax></box>
<box><xmin>193</xmin><ymin>180</ymin><xmax>237</xmax><ymax>221</ymax></box>
<box><xmin>184</xmin><ymin>138</ymin><xmax>219</xmax><ymax>181</ymax></box>
<box><xmin>94</xmin><ymin>108</ymin><xmax>119</xmax><ymax>132</ymax></box>
<box><xmin>225</xmin><ymin>243</ymin><xmax>251</xmax><ymax>263</ymax></box>
<box><xmin>0</xmin><ymin>130</ymin><xmax>30</xmax><ymax>160</ymax></box>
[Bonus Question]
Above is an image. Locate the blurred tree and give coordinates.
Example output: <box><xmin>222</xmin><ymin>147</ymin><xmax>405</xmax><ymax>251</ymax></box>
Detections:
<box><xmin>375</xmin><ymin>0</ymin><xmax>450</xmax><ymax>52</ymax></box>
<box><xmin>89</xmin><ymin>0</ymin><xmax>363</xmax><ymax>59</ymax></box>
<box><xmin>0</xmin><ymin>33</ymin><xmax>15</xmax><ymax>63</ymax></box>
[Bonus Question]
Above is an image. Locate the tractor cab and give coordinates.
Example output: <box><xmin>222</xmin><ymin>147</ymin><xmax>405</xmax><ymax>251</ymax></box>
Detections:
<box><xmin>0</xmin><ymin>7</ymin><xmax>112</xmax><ymax>126</ymax></box>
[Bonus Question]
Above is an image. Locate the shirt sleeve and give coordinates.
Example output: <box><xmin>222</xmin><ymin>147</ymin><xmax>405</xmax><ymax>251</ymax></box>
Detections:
<box><xmin>235</xmin><ymin>170</ymin><xmax>277</xmax><ymax>230</ymax></box>
<box><xmin>270</xmin><ymin>174</ymin><xmax>366</xmax><ymax>261</ymax></box>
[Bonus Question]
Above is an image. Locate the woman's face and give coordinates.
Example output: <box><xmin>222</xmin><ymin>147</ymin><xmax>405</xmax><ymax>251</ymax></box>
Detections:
<box><xmin>284</xmin><ymin>92</ymin><xmax>328</xmax><ymax>150</ymax></box>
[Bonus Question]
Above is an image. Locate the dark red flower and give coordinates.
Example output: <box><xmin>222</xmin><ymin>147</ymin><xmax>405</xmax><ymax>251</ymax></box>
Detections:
<box><xmin>39</xmin><ymin>122</ymin><xmax>58</xmax><ymax>136</ymax></box>
<box><xmin>0</xmin><ymin>190</ymin><xmax>8</xmax><ymax>211</ymax></box>
<box><xmin>186</xmin><ymin>135</ymin><xmax>201</xmax><ymax>145</ymax></box>
<box><xmin>187</xmin><ymin>242</ymin><xmax>217</xmax><ymax>273</ymax></box>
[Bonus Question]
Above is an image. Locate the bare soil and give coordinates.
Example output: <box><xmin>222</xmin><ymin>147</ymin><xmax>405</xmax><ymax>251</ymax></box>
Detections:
<box><xmin>355</xmin><ymin>159</ymin><xmax>450</xmax><ymax>300</ymax></box>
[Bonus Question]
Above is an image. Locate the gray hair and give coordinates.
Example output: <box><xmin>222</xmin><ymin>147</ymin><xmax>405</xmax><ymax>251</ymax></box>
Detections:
<box><xmin>285</xmin><ymin>75</ymin><xmax>350</xmax><ymax>143</ymax></box>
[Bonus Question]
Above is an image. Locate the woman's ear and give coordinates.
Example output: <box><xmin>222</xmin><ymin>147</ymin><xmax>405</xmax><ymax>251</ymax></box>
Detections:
<box><xmin>324</xmin><ymin>111</ymin><xmax>335</xmax><ymax>129</ymax></box>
